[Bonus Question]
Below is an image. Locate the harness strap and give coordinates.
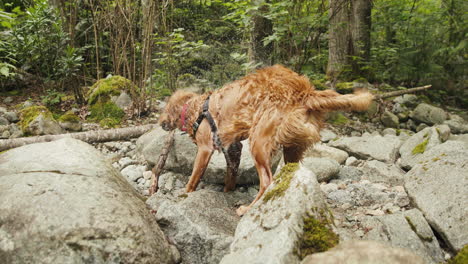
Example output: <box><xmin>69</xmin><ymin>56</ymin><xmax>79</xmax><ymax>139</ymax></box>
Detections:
<box><xmin>192</xmin><ymin>96</ymin><xmax>223</xmax><ymax>150</ymax></box>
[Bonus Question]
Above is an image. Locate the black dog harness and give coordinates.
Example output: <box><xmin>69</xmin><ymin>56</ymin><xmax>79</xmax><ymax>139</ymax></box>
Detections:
<box><xmin>192</xmin><ymin>95</ymin><xmax>223</xmax><ymax>150</ymax></box>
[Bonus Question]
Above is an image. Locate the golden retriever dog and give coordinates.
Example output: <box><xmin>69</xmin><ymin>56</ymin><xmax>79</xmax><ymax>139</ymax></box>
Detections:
<box><xmin>159</xmin><ymin>65</ymin><xmax>373</xmax><ymax>216</ymax></box>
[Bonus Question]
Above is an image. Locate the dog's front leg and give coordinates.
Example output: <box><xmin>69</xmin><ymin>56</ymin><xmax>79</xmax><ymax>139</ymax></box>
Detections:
<box><xmin>186</xmin><ymin>145</ymin><xmax>213</xmax><ymax>192</ymax></box>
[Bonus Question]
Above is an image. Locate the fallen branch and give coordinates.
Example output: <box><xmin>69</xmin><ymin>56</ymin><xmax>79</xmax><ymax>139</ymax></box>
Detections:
<box><xmin>149</xmin><ymin>130</ymin><xmax>175</xmax><ymax>195</ymax></box>
<box><xmin>375</xmin><ymin>85</ymin><xmax>432</xmax><ymax>100</ymax></box>
<box><xmin>0</xmin><ymin>124</ymin><xmax>157</xmax><ymax>152</ymax></box>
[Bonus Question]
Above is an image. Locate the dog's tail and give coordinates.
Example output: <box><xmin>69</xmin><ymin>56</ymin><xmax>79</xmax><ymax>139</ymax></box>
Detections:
<box><xmin>305</xmin><ymin>89</ymin><xmax>374</xmax><ymax>112</ymax></box>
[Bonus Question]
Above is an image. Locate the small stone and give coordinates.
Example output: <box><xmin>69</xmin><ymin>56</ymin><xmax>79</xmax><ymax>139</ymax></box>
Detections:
<box><xmin>395</xmin><ymin>193</ymin><xmax>410</xmax><ymax>207</ymax></box>
<box><xmin>345</xmin><ymin>156</ymin><xmax>359</xmax><ymax>166</ymax></box>
<box><xmin>338</xmin><ymin>183</ymin><xmax>347</xmax><ymax>190</ymax></box>
<box><xmin>355</xmin><ymin>230</ymin><xmax>365</xmax><ymax>237</ymax></box>
<box><xmin>393</xmin><ymin>186</ymin><xmax>405</xmax><ymax>193</ymax></box>
<box><xmin>22</xmin><ymin>101</ymin><xmax>34</xmax><ymax>109</ymax></box>
<box><xmin>341</xmin><ymin>203</ymin><xmax>352</xmax><ymax>210</ymax></box>
<box><xmin>3</xmin><ymin>97</ymin><xmax>13</xmax><ymax>104</ymax></box>
<box><xmin>4</xmin><ymin>112</ymin><xmax>19</xmax><ymax>122</ymax></box>
<box><xmin>0</xmin><ymin>116</ymin><xmax>9</xmax><ymax>126</ymax></box>
<box><xmin>416</xmin><ymin>123</ymin><xmax>428</xmax><ymax>132</ymax></box>
<box><xmin>365</xmin><ymin>209</ymin><xmax>385</xmax><ymax>216</ymax></box>
<box><xmin>119</xmin><ymin>157</ymin><xmax>136</xmax><ymax>168</ymax></box>
<box><xmin>143</xmin><ymin>171</ymin><xmax>152</xmax><ymax>180</ymax></box>
<box><xmin>382</xmin><ymin>128</ymin><xmax>397</xmax><ymax>136</ymax></box>
<box><xmin>320</xmin><ymin>183</ymin><xmax>338</xmax><ymax>193</ymax></box>
<box><xmin>1</xmin><ymin>130</ymin><xmax>10</xmax><ymax>139</ymax></box>
<box><xmin>351</xmin><ymin>131</ymin><xmax>361</xmax><ymax>137</ymax></box>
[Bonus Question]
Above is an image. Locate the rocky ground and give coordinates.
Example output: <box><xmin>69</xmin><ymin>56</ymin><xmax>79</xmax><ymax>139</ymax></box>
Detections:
<box><xmin>1</xmin><ymin>92</ymin><xmax>467</xmax><ymax>263</ymax></box>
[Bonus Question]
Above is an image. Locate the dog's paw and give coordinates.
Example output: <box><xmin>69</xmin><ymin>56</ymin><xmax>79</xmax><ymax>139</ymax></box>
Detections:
<box><xmin>236</xmin><ymin>205</ymin><xmax>250</xmax><ymax>216</ymax></box>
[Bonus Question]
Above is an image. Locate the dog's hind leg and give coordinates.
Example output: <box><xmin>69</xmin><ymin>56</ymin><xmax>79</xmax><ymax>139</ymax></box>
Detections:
<box><xmin>283</xmin><ymin>145</ymin><xmax>307</xmax><ymax>164</ymax></box>
<box><xmin>224</xmin><ymin>141</ymin><xmax>243</xmax><ymax>192</ymax></box>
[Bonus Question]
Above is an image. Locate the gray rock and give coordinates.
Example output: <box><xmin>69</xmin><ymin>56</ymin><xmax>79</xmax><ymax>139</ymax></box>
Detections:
<box><xmin>3</xmin><ymin>97</ymin><xmax>13</xmax><ymax>104</ymax></box>
<box><xmin>0</xmin><ymin>138</ymin><xmax>175</xmax><ymax>264</ymax></box>
<box><xmin>0</xmin><ymin>116</ymin><xmax>9</xmax><ymax>126</ymax></box>
<box><xmin>118</xmin><ymin>157</ymin><xmax>137</xmax><ymax>168</ymax></box>
<box><xmin>320</xmin><ymin>129</ymin><xmax>338</xmax><ymax>142</ymax></box>
<box><xmin>302</xmin><ymin>157</ymin><xmax>340</xmax><ymax>182</ymax></box>
<box><xmin>361</xmin><ymin>209</ymin><xmax>445</xmax><ymax>263</ymax></box>
<box><xmin>410</xmin><ymin>103</ymin><xmax>448</xmax><ymax>125</ymax></box>
<box><xmin>24</xmin><ymin>114</ymin><xmax>64</xmax><ymax>135</ymax></box>
<box><xmin>336</xmin><ymin>166</ymin><xmax>363</xmax><ymax>181</ymax></box>
<box><xmin>0</xmin><ymin>125</ymin><xmax>7</xmax><ymax>133</ymax></box>
<box><xmin>406</xmin><ymin>119</ymin><xmax>418</xmax><ymax>131</ymax></box>
<box><xmin>121</xmin><ymin>164</ymin><xmax>146</xmax><ymax>182</ymax></box>
<box><xmin>443</xmin><ymin>114</ymin><xmax>468</xmax><ymax>134</ymax></box>
<box><xmin>0</xmin><ymin>106</ymin><xmax>6</xmax><ymax>114</ymax></box>
<box><xmin>3</xmin><ymin>111</ymin><xmax>19</xmax><ymax>123</ymax></box>
<box><xmin>448</xmin><ymin>133</ymin><xmax>468</xmax><ymax>144</ymax></box>
<box><xmin>59</xmin><ymin>121</ymin><xmax>82</xmax><ymax>132</ymax></box>
<box><xmin>306</xmin><ymin>143</ymin><xmax>349</xmax><ymax>164</ymax></box>
<box><xmin>1</xmin><ymin>130</ymin><xmax>10</xmax><ymax>139</ymax></box>
<box><xmin>393</xmin><ymin>94</ymin><xmax>419</xmax><ymax>108</ymax></box>
<box><xmin>8</xmin><ymin>123</ymin><xmax>23</xmax><ymax>138</ymax></box>
<box><xmin>381</xmin><ymin>110</ymin><xmax>399</xmax><ymax>128</ymax></box>
<box><xmin>157</xmin><ymin>171</ymin><xmax>187</xmax><ymax>194</ymax></box>
<box><xmin>22</xmin><ymin>100</ymin><xmax>34</xmax><ymax>109</ymax></box>
<box><xmin>345</xmin><ymin>156</ymin><xmax>359</xmax><ymax>166</ymax></box>
<box><xmin>137</xmin><ymin>127</ymin><xmax>280</xmax><ymax>185</ymax></box>
<box><xmin>114</xmin><ymin>91</ymin><xmax>133</xmax><ymax>110</ymax></box>
<box><xmin>221</xmin><ymin>165</ymin><xmax>333</xmax><ymax>264</ymax></box>
<box><xmin>301</xmin><ymin>240</ymin><xmax>425</xmax><ymax>264</ymax></box>
<box><xmin>148</xmin><ymin>190</ymin><xmax>249</xmax><ymax>264</ymax></box>
<box><xmin>405</xmin><ymin>141</ymin><xmax>468</xmax><ymax>251</ymax></box>
<box><xmin>435</xmin><ymin>124</ymin><xmax>451</xmax><ymax>142</ymax></box>
<box><xmin>329</xmin><ymin>134</ymin><xmax>402</xmax><ymax>163</ymax></box>
<box><xmin>399</xmin><ymin>127</ymin><xmax>441</xmax><ymax>170</ymax></box>
<box><xmin>382</xmin><ymin>128</ymin><xmax>397</xmax><ymax>136</ymax></box>
<box><xmin>416</xmin><ymin>123</ymin><xmax>429</xmax><ymax>132</ymax></box>
<box><xmin>360</xmin><ymin>160</ymin><xmax>405</xmax><ymax>185</ymax></box>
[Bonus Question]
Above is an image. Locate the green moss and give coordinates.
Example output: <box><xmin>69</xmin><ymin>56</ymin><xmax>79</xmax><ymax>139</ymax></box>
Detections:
<box><xmin>335</xmin><ymin>82</ymin><xmax>354</xmax><ymax>94</ymax></box>
<box><xmin>18</xmin><ymin>106</ymin><xmax>54</xmax><ymax>133</ymax></box>
<box><xmin>328</xmin><ymin>112</ymin><xmax>349</xmax><ymax>126</ymax></box>
<box><xmin>298</xmin><ymin>212</ymin><xmax>339</xmax><ymax>259</ymax></box>
<box><xmin>58</xmin><ymin>111</ymin><xmax>80</xmax><ymax>123</ymax></box>
<box><xmin>412</xmin><ymin>139</ymin><xmax>429</xmax><ymax>155</ymax></box>
<box><xmin>263</xmin><ymin>163</ymin><xmax>299</xmax><ymax>202</ymax></box>
<box><xmin>87</xmin><ymin>75</ymin><xmax>138</xmax><ymax>105</ymax></box>
<box><xmin>353</xmin><ymin>77</ymin><xmax>368</xmax><ymax>83</ymax></box>
<box><xmin>447</xmin><ymin>245</ymin><xmax>468</xmax><ymax>264</ymax></box>
<box><xmin>89</xmin><ymin>101</ymin><xmax>125</xmax><ymax>128</ymax></box>
<box><xmin>405</xmin><ymin>216</ymin><xmax>433</xmax><ymax>242</ymax></box>
<box><xmin>311</xmin><ymin>79</ymin><xmax>328</xmax><ymax>90</ymax></box>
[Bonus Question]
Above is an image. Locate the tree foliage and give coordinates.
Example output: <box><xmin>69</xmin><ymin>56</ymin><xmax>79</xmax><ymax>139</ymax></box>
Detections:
<box><xmin>0</xmin><ymin>0</ymin><xmax>466</xmax><ymax>106</ymax></box>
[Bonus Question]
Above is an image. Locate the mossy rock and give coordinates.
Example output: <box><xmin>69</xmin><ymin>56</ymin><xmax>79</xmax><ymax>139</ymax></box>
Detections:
<box><xmin>87</xmin><ymin>76</ymin><xmax>139</xmax><ymax>105</ymax></box>
<box><xmin>18</xmin><ymin>106</ymin><xmax>63</xmax><ymax>135</ymax></box>
<box><xmin>327</xmin><ymin>112</ymin><xmax>349</xmax><ymax>126</ymax></box>
<box><xmin>298</xmin><ymin>210</ymin><xmax>339</xmax><ymax>259</ymax></box>
<box><xmin>19</xmin><ymin>106</ymin><xmax>53</xmax><ymax>132</ymax></box>
<box><xmin>311</xmin><ymin>79</ymin><xmax>328</xmax><ymax>91</ymax></box>
<box><xmin>412</xmin><ymin>138</ymin><xmax>429</xmax><ymax>155</ymax></box>
<box><xmin>89</xmin><ymin>101</ymin><xmax>125</xmax><ymax>128</ymax></box>
<box><xmin>335</xmin><ymin>82</ymin><xmax>354</xmax><ymax>94</ymax></box>
<box><xmin>447</xmin><ymin>245</ymin><xmax>468</xmax><ymax>264</ymax></box>
<box><xmin>58</xmin><ymin>111</ymin><xmax>80</xmax><ymax>123</ymax></box>
<box><xmin>263</xmin><ymin>163</ymin><xmax>299</xmax><ymax>202</ymax></box>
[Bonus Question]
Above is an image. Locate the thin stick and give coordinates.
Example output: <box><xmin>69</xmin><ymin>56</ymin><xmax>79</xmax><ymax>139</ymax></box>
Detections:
<box><xmin>375</xmin><ymin>85</ymin><xmax>432</xmax><ymax>100</ymax></box>
<box><xmin>149</xmin><ymin>130</ymin><xmax>176</xmax><ymax>195</ymax></box>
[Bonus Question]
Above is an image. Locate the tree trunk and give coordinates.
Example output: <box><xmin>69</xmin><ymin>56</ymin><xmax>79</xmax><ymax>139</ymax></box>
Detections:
<box><xmin>327</xmin><ymin>0</ymin><xmax>372</xmax><ymax>82</ymax></box>
<box><xmin>249</xmin><ymin>0</ymin><xmax>273</xmax><ymax>67</ymax></box>
<box><xmin>350</xmin><ymin>0</ymin><xmax>372</xmax><ymax>75</ymax></box>
<box><xmin>327</xmin><ymin>0</ymin><xmax>351</xmax><ymax>82</ymax></box>
<box><xmin>0</xmin><ymin>124</ymin><xmax>157</xmax><ymax>152</ymax></box>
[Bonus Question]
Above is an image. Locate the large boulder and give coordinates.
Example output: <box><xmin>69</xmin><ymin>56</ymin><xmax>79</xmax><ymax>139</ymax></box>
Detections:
<box><xmin>329</xmin><ymin>134</ymin><xmax>401</xmax><ymax>163</ymax></box>
<box><xmin>410</xmin><ymin>103</ymin><xmax>448</xmax><ymax>125</ymax></box>
<box><xmin>361</xmin><ymin>209</ymin><xmax>445</xmax><ymax>263</ymax></box>
<box><xmin>0</xmin><ymin>138</ymin><xmax>175</xmax><ymax>264</ymax></box>
<box><xmin>147</xmin><ymin>190</ymin><xmax>251</xmax><ymax>264</ymax></box>
<box><xmin>301</xmin><ymin>240</ymin><xmax>425</xmax><ymax>264</ymax></box>
<box><xmin>220</xmin><ymin>164</ymin><xmax>337</xmax><ymax>264</ymax></box>
<box><xmin>398</xmin><ymin>127</ymin><xmax>442</xmax><ymax>170</ymax></box>
<box><xmin>18</xmin><ymin>106</ymin><xmax>64</xmax><ymax>135</ymax></box>
<box><xmin>136</xmin><ymin>127</ymin><xmax>280</xmax><ymax>185</ymax></box>
<box><xmin>404</xmin><ymin>140</ymin><xmax>468</xmax><ymax>252</ymax></box>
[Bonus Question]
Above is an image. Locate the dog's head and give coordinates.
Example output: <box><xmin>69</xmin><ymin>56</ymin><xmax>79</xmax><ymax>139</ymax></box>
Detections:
<box><xmin>159</xmin><ymin>90</ymin><xmax>197</xmax><ymax>131</ymax></box>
